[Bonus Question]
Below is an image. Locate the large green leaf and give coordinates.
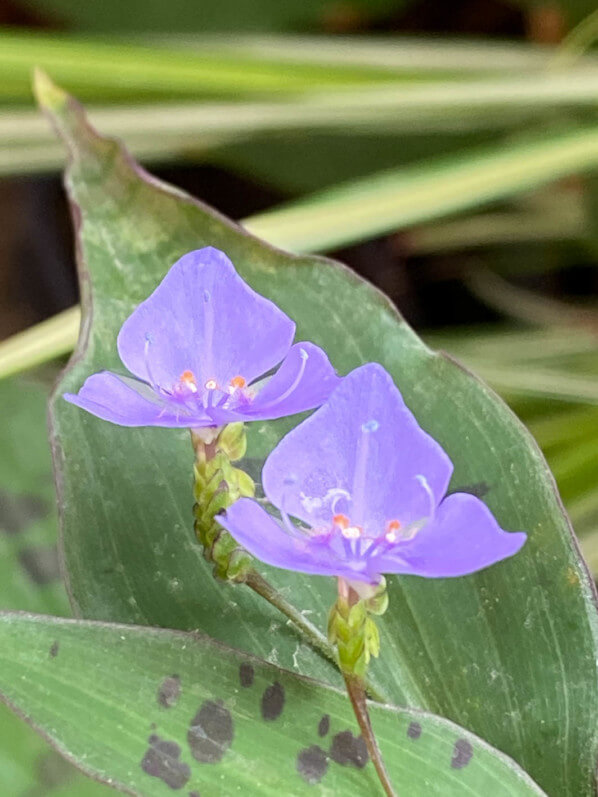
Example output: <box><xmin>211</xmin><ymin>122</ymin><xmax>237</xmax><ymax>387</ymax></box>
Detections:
<box><xmin>44</xmin><ymin>78</ymin><xmax>598</xmax><ymax>796</ymax></box>
<box><xmin>0</xmin><ymin>375</ymin><xmax>111</xmax><ymax>796</ymax></box>
<box><xmin>0</xmin><ymin>612</ymin><xmax>546</xmax><ymax>796</ymax></box>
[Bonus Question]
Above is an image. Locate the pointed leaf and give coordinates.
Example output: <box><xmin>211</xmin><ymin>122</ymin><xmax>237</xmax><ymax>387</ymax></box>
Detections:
<box><xmin>44</xmin><ymin>79</ymin><xmax>598</xmax><ymax>796</ymax></box>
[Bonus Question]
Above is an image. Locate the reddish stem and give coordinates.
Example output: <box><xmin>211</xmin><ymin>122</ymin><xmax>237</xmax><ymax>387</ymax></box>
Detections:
<box><xmin>343</xmin><ymin>673</ymin><xmax>398</xmax><ymax>797</ymax></box>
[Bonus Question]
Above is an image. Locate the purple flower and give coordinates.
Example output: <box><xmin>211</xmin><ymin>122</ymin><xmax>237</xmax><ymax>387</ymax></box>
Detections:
<box><xmin>64</xmin><ymin>247</ymin><xmax>340</xmax><ymax>428</ymax></box>
<box><xmin>219</xmin><ymin>363</ymin><xmax>527</xmax><ymax>584</ymax></box>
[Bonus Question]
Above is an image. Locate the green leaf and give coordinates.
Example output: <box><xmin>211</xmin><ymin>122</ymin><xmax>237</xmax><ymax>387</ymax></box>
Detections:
<box><xmin>423</xmin><ymin>325</ymin><xmax>598</xmax><ymax>551</ymax></box>
<box><xmin>5</xmin><ymin>73</ymin><xmax>598</xmax><ymax>179</ymax></box>
<box><xmin>3</xmin><ymin>30</ymin><xmax>598</xmax><ymax>182</ymax></box>
<box><xmin>45</xmin><ymin>78</ymin><xmax>598</xmax><ymax>796</ymax></box>
<box><xmin>188</xmin><ymin>32</ymin><xmax>597</xmax><ymax>72</ymax></box>
<box><xmin>426</xmin><ymin>279</ymin><xmax>598</xmax><ymax>405</ymax></box>
<box><xmin>0</xmin><ymin>612</ymin><xmax>546</xmax><ymax>796</ymax></box>
<box><xmin>0</xmin><ymin>309</ymin><xmax>79</xmax><ymax>391</ymax></box>
<box><xmin>246</xmin><ymin>124</ymin><xmax>598</xmax><ymax>253</ymax></box>
<box><xmin>0</xmin><ymin>375</ymin><xmax>111</xmax><ymax>796</ymax></box>
<box><xmin>0</xmin><ymin>28</ymin><xmax>398</xmax><ymax>104</ymax></box>
<box><xmin>6</xmin><ymin>29</ymin><xmax>591</xmax><ymax>114</ymax></box>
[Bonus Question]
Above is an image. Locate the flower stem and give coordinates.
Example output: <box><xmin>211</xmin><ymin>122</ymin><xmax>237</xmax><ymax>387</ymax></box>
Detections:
<box><xmin>190</xmin><ymin>425</ymin><xmax>387</xmax><ymax>703</ymax></box>
<box><xmin>244</xmin><ymin>568</ymin><xmax>387</xmax><ymax>704</ymax></box>
<box><xmin>343</xmin><ymin>673</ymin><xmax>398</xmax><ymax>797</ymax></box>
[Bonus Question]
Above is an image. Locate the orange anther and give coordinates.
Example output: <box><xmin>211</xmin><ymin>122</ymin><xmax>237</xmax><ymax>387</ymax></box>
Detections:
<box><xmin>333</xmin><ymin>514</ymin><xmax>349</xmax><ymax>529</ymax></box>
<box><xmin>230</xmin><ymin>375</ymin><xmax>246</xmax><ymax>389</ymax></box>
<box><xmin>180</xmin><ymin>370</ymin><xmax>196</xmax><ymax>384</ymax></box>
<box><xmin>385</xmin><ymin>519</ymin><xmax>401</xmax><ymax>543</ymax></box>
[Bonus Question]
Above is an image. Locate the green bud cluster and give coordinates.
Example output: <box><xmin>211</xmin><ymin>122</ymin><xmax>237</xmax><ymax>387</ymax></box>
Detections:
<box><xmin>192</xmin><ymin>423</ymin><xmax>254</xmax><ymax>581</ymax></box>
<box><xmin>327</xmin><ymin>578</ymin><xmax>388</xmax><ymax>678</ymax></box>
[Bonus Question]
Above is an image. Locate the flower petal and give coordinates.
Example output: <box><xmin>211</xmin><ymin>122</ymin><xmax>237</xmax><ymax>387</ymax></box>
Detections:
<box><xmin>373</xmin><ymin>492</ymin><xmax>527</xmax><ymax>578</ymax></box>
<box><xmin>262</xmin><ymin>362</ymin><xmax>453</xmax><ymax>531</ymax></box>
<box><xmin>207</xmin><ymin>342</ymin><xmax>340</xmax><ymax>425</ymax></box>
<box><xmin>219</xmin><ymin>498</ymin><xmax>364</xmax><ymax>580</ymax></box>
<box><xmin>117</xmin><ymin>247</ymin><xmax>295</xmax><ymax>391</ymax></box>
<box><xmin>63</xmin><ymin>372</ymin><xmax>210</xmax><ymax>428</ymax></box>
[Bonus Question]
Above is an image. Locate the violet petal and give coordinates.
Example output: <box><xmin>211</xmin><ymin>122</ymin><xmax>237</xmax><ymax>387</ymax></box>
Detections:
<box><xmin>262</xmin><ymin>363</ymin><xmax>453</xmax><ymax>529</ymax></box>
<box><xmin>117</xmin><ymin>247</ymin><xmax>295</xmax><ymax>392</ymax></box>
<box><xmin>374</xmin><ymin>492</ymin><xmax>527</xmax><ymax>578</ymax></box>
<box><xmin>219</xmin><ymin>498</ymin><xmax>364</xmax><ymax>580</ymax></box>
<box><xmin>63</xmin><ymin>372</ymin><xmax>210</xmax><ymax>428</ymax></box>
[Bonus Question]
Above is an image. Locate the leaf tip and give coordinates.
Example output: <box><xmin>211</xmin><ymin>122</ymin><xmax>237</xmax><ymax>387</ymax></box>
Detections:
<box><xmin>33</xmin><ymin>68</ymin><xmax>68</xmax><ymax>112</ymax></box>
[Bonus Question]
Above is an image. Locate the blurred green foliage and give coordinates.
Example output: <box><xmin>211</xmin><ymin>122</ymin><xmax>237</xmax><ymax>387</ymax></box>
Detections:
<box><xmin>0</xmin><ymin>376</ymin><xmax>111</xmax><ymax>795</ymax></box>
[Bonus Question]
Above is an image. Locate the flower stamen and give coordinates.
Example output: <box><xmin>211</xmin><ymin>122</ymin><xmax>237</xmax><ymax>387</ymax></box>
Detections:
<box><xmin>257</xmin><ymin>347</ymin><xmax>309</xmax><ymax>410</ymax></box>
<box><xmin>179</xmin><ymin>370</ymin><xmax>198</xmax><ymax>394</ymax></box>
<box><xmin>385</xmin><ymin>519</ymin><xmax>401</xmax><ymax>543</ymax></box>
<box><xmin>342</xmin><ymin>525</ymin><xmax>363</xmax><ymax>540</ymax></box>
<box><xmin>227</xmin><ymin>375</ymin><xmax>247</xmax><ymax>396</ymax></box>
<box><xmin>143</xmin><ymin>334</ymin><xmax>160</xmax><ymax>393</ymax></box>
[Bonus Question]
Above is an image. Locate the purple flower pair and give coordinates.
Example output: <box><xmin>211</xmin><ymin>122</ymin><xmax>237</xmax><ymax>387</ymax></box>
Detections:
<box><xmin>66</xmin><ymin>247</ymin><xmax>526</xmax><ymax>586</ymax></box>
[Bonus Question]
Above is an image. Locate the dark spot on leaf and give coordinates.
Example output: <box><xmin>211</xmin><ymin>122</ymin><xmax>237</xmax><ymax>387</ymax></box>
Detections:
<box><xmin>158</xmin><ymin>675</ymin><xmax>181</xmax><ymax>708</ymax></box>
<box><xmin>19</xmin><ymin>545</ymin><xmax>60</xmax><ymax>584</ymax></box>
<box><xmin>239</xmin><ymin>662</ymin><xmax>254</xmax><ymax>688</ymax></box>
<box><xmin>141</xmin><ymin>735</ymin><xmax>190</xmax><ymax>789</ymax></box>
<box><xmin>318</xmin><ymin>714</ymin><xmax>330</xmax><ymax>737</ymax></box>
<box><xmin>297</xmin><ymin>745</ymin><xmax>329</xmax><ymax>784</ymax></box>
<box><xmin>49</xmin><ymin>641</ymin><xmax>59</xmax><ymax>658</ymax></box>
<box><xmin>451</xmin><ymin>738</ymin><xmax>473</xmax><ymax>769</ymax></box>
<box><xmin>407</xmin><ymin>721</ymin><xmax>422</xmax><ymax>740</ymax></box>
<box><xmin>187</xmin><ymin>700</ymin><xmax>234</xmax><ymax>763</ymax></box>
<box><xmin>189</xmin><ymin>792</ymin><xmax>201</xmax><ymax>797</ymax></box>
<box><xmin>0</xmin><ymin>489</ymin><xmax>47</xmax><ymax>535</ymax></box>
<box><xmin>449</xmin><ymin>482</ymin><xmax>490</xmax><ymax>499</ymax></box>
<box><xmin>261</xmin><ymin>681</ymin><xmax>285</xmax><ymax>721</ymax></box>
<box><xmin>330</xmin><ymin>731</ymin><xmax>368</xmax><ymax>768</ymax></box>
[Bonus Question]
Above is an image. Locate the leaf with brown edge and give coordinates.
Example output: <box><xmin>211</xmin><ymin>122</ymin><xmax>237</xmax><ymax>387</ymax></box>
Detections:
<box><xmin>39</xmin><ymin>72</ymin><xmax>598</xmax><ymax>797</ymax></box>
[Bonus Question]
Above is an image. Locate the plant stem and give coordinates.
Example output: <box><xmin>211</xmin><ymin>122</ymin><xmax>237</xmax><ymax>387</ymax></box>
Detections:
<box><xmin>244</xmin><ymin>568</ymin><xmax>387</xmax><ymax>703</ymax></box>
<box><xmin>190</xmin><ymin>428</ymin><xmax>387</xmax><ymax>703</ymax></box>
<box><xmin>344</xmin><ymin>673</ymin><xmax>398</xmax><ymax>797</ymax></box>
